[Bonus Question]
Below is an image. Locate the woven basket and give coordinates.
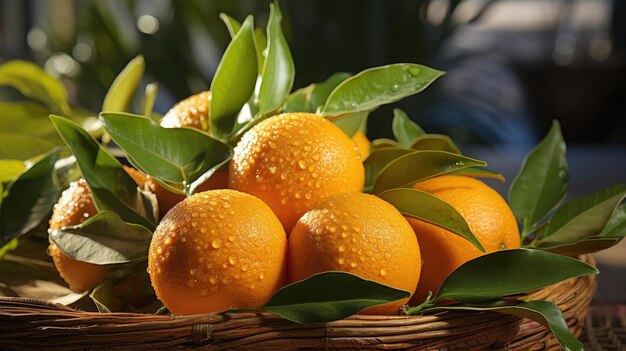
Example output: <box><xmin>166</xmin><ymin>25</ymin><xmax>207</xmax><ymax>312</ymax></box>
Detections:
<box><xmin>0</xmin><ymin>255</ymin><xmax>596</xmax><ymax>350</ymax></box>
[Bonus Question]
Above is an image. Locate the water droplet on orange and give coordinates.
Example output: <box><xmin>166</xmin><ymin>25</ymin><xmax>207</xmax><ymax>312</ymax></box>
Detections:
<box><xmin>211</xmin><ymin>239</ymin><xmax>222</xmax><ymax>249</ymax></box>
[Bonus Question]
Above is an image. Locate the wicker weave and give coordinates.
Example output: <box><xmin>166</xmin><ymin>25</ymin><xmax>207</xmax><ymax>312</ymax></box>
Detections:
<box><xmin>0</xmin><ymin>255</ymin><xmax>596</xmax><ymax>350</ymax></box>
<box><xmin>583</xmin><ymin>305</ymin><xmax>626</xmax><ymax>351</ymax></box>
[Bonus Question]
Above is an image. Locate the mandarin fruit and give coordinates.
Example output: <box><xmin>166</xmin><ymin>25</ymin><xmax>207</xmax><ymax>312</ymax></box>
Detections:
<box><xmin>407</xmin><ymin>175</ymin><xmax>520</xmax><ymax>303</ymax></box>
<box><xmin>148</xmin><ymin>189</ymin><xmax>287</xmax><ymax>315</ymax></box>
<box><xmin>288</xmin><ymin>192</ymin><xmax>420</xmax><ymax>315</ymax></box>
<box><xmin>160</xmin><ymin>90</ymin><xmax>211</xmax><ymax>130</ymax></box>
<box><xmin>352</xmin><ymin>130</ymin><xmax>370</xmax><ymax>160</ymax></box>
<box><xmin>48</xmin><ymin>179</ymin><xmax>108</xmax><ymax>292</ymax></box>
<box><xmin>229</xmin><ymin>113</ymin><xmax>365</xmax><ymax>232</ymax></box>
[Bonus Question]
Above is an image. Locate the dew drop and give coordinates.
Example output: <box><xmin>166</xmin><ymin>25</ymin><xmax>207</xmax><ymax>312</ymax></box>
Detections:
<box><xmin>187</xmin><ymin>279</ymin><xmax>197</xmax><ymax>287</ymax></box>
<box><xmin>164</xmin><ymin>237</ymin><xmax>172</xmax><ymax>245</ymax></box>
<box><xmin>228</xmin><ymin>235</ymin><xmax>236</xmax><ymax>242</ymax></box>
<box><xmin>341</xmin><ymin>232</ymin><xmax>349</xmax><ymax>238</ymax></box>
<box><xmin>259</xmin><ymin>272</ymin><xmax>265</xmax><ymax>280</ymax></box>
<box><xmin>190</xmin><ymin>268</ymin><xmax>197</xmax><ymax>275</ymax></box>
<box><xmin>338</xmin><ymin>245</ymin><xmax>346</xmax><ymax>252</ymax></box>
<box><xmin>338</xmin><ymin>257</ymin><xmax>346</xmax><ymax>265</ymax></box>
<box><xmin>229</xmin><ymin>256</ymin><xmax>238</xmax><ymax>265</ymax></box>
<box><xmin>380</xmin><ymin>268</ymin><xmax>388</xmax><ymax>276</ymax></box>
<box><xmin>280</xmin><ymin>173</ymin><xmax>288</xmax><ymax>180</ymax></box>
<box><xmin>391</xmin><ymin>84</ymin><xmax>399</xmax><ymax>91</ymax></box>
<box><xmin>408</xmin><ymin>66</ymin><xmax>421</xmax><ymax>77</ymax></box>
<box><xmin>156</xmin><ymin>246</ymin><xmax>163</xmax><ymax>255</ymax></box>
<box><xmin>211</xmin><ymin>239</ymin><xmax>222</xmax><ymax>249</ymax></box>
<box><xmin>329</xmin><ymin>226</ymin><xmax>337</xmax><ymax>233</ymax></box>
<box><xmin>269</xmin><ymin>166</ymin><xmax>277</xmax><ymax>174</ymax></box>
<box><xmin>298</xmin><ymin>160</ymin><xmax>307</xmax><ymax>169</ymax></box>
<box><xmin>294</xmin><ymin>191</ymin><xmax>302</xmax><ymax>199</ymax></box>
<box><xmin>210</xmin><ymin>276</ymin><xmax>217</xmax><ymax>284</ymax></box>
<box><xmin>241</xmin><ymin>264</ymin><xmax>249</xmax><ymax>272</ymax></box>
<box><xmin>350</xmin><ymin>262</ymin><xmax>358</xmax><ymax>268</ymax></box>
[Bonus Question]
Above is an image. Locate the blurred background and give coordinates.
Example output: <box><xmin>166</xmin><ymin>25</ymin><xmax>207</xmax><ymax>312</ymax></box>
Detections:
<box><xmin>0</xmin><ymin>0</ymin><xmax>625</xmax><ymax>299</ymax></box>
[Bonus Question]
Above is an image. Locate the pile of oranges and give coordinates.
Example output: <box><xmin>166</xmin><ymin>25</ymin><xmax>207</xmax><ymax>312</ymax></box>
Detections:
<box><xmin>49</xmin><ymin>91</ymin><xmax>520</xmax><ymax>315</ymax></box>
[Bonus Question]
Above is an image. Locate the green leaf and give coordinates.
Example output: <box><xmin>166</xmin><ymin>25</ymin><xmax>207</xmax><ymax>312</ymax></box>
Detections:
<box><xmin>259</xmin><ymin>272</ymin><xmax>410</xmax><ymax>323</ymax></box>
<box><xmin>500</xmin><ymin>301</ymin><xmax>583</xmax><ymax>351</ymax></box>
<box><xmin>451</xmin><ymin>167</ymin><xmax>506</xmax><ymax>183</ymax></box>
<box><xmin>50</xmin><ymin>211</ymin><xmax>152</xmax><ymax>265</ymax></box>
<box><xmin>434</xmin><ymin>249</ymin><xmax>598</xmax><ymax>304</ymax></box>
<box><xmin>321</xmin><ymin>64</ymin><xmax>444</xmax><ymax>117</ymax></box>
<box><xmin>0</xmin><ymin>148</ymin><xmax>60</xmax><ymax>244</ymax></box>
<box><xmin>310</xmin><ymin>72</ymin><xmax>351</xmax><ymax>111</ymax></box>
<box><xmin>0</xmin><ymin>102</ymin><xmax>60</xmax><ymax>140</ymax></box>
<box><xmin>254</xmin><ymin>28</ymin><xmax>268</xmax><ymax>73</ymax></box>
<box><xmin>412</xmin><ymin>300</ymin><xmax>583</xmax><ymax>351</ymax></box>
<box><xmin>331</xmin><ymin>112</ymin><xmax>367</xmax><ymax>138</ymax></box>
<box><xmin>210</xmin><ymin>16</ymin><xmax>257</xmax><ymax>138</ymax></box>
<box><xmin>392</xmin><ymin>108</ymin><xmax>425</xmax><ymax>146</ymax></box>
<box><xmin>258</xmin><ymin>2</ymin><xmax>295</xmax><ymax>116</ymax></box>
<box><xmin>533</xmin><ymin>192</ymin><xmax>626</xmax><ymax>256</ymax></box>
<box><xmin>370</xmin><ymin>138</ymin><xmax>402</xmax><ymax>152</ymax></box>
<box><xmin>99</xmin><ymin>112</ymin><xmax>231</xmax><ymax>195</ymax></box>
<box><xmin>509</xmin><ymin>120</ymin><xmax>568</xmax><ymax>232</ymax></box>
<box><xmin>90</xmin><ymin>280</ymin><xmax>114</xmax><ymax>313</ymax></box>
<box><xmin>378</xmin><ymin>188</ymin><xmax>485</xmax><ymax>252</ymax></box>
<box><xmin>220</xmin><ymin>15</ymin><xmax>265</xmax><ymax>73</ymax></box>
<box><xmin>538</xmin><ymin>185</ymin><xmax>626</xmax><ymax>244</ymax></box>
<box><xmin>373</xmin><ymin>151</ymin><xmax>487</xmax><ymax>194</ymax></box>
<box><xmin>219</xmin><ymin>13</ymin><xmax>241</xmax><ymax>37</ymax></box>
<box><xmin>102</xmin><ymin>55</ymin><xmax>145</xmax><ymax>112</ymax></box>
<box><xmin>363</xmin><ymin>147</ymin><xmax>414</xmax><ymax>192</ymax></box>
<box><xmin>142</xmin><ymin>83</ymin><xmax>158</xmax><ymax>117</ymax></box>
<box><xmin>50</xmin><ymin>115</ymin><xmax>157</xmax><ymax>229</ymax></box>
<box><xmin>411</xmin><ymin>134</ymin><xmax>461</xmax><ymax>154</ymax></box>
<box><xmin>0</xmin><ymin>60</ymin><xmax>70</xmax><ymax>114</ymax></box>
<box><xmin>282</xmin><ymin>86</ymin><xmax>313</xmax><ymax>113</ymax></box>
<box><xmin>539</xmin><ymin>237</ymin><xmax>622</xmax><ymax>256</ymax></box>
<box><xmin>0</xmin><ymin>160</ymin><xmax>25</xmax><ymax>183</ymax></box>
<box><xmin>0</xmin><ymin>134</ymin><xmax>58</xmax><ymax>160</ymax></box>
<box><xmin>0</xmin><ymin>236</ymin><xmax>18</xmax><ymax>259</ymax></box>
<box><xmin>599</xmin><ymin>203</ymin><xmax>626</xmax><ymax>237</ymax></box>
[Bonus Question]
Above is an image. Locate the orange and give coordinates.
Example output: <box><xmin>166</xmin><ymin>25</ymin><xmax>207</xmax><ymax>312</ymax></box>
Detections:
<box><xmin>48</xmin><ymin>179</ymin><xmax>108</xmax><ymax>292</ymax></box>
<box><xmin>160</xmin><ymin>91</ymin><xmax>211</xmax><ymax>130</ymax></box>
<box><xmin>148</xmin><ymin>189</ymin><xmax>287</xmax><ymax>315</ymax></box>
<box><xmin>288</xmin><ymin>192</ymin><xmax>421</xmax><ymax>315</ymax></box>
<box><xmin>229</xmin><ymin>113</ymin><xmax>365</xmax><ymax>232</ymax></box>
<box><xmin>352</xmin><ymin>131</ymin><xmax>370</xmax><ymax>160</ymax></box>
<box><xmin>125</xmin><ymin>166</ymin><xmax>228</xmax><ymax>218</ymax></box>
<box><xmin>407</xmin><ymin>175</ymin><xmax>521</xmax><ymax>303</ymax></box>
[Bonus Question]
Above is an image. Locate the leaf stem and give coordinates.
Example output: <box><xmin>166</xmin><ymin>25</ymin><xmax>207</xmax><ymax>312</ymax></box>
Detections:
<box><xmin>404</xmin><ymin>291</ymin><xmax>434</xmax><ymax>315</ymax></box>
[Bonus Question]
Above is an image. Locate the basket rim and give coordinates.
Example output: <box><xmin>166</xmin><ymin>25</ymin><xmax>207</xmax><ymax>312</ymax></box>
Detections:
<box><xmin>0</xmin><ymin>254</ymin><xmax>595</xmax><ymax>320</ymax></box>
